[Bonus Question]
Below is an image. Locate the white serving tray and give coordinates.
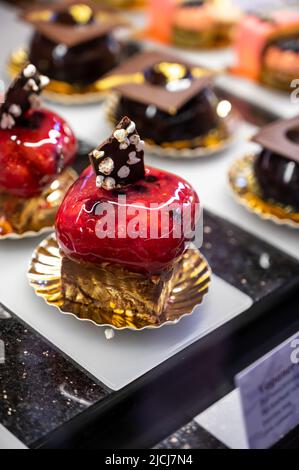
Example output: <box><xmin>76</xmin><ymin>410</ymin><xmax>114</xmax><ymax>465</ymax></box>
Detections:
<box><xmin>0</xmin><ymin>236</ymin><xmax>251</xmax><ymax>390</ymax></box>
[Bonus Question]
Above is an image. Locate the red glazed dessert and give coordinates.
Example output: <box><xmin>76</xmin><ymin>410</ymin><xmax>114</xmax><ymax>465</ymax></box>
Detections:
<box><xmin>0</xmin><ymin>64</ymin><xmax>77</xmax><ymax>236</ymax></box>
<box><xmin>56</xmin><ymin>117</ymin><xmax>200</xmax><ymax>326</ymax></box>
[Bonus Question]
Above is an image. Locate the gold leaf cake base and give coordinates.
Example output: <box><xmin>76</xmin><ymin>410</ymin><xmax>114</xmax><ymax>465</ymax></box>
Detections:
<box><xmin>229</xmin><ymin>154</ymin><xmax>299</xmax><ymax>228</ymax></box>
<box><xmin>28</xmin><ymin>234</ymin><xmax>211</xmax><ymax>331</ymax></box>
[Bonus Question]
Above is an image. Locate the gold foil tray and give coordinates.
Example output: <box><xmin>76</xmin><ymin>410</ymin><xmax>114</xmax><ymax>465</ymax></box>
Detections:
<box><xmin>228</xmin><ymin>154</ymin><xmax>299</xmax><ymax>229</ymax></box>
<box><xmin>106</xmin><ymin>94</ymin><xmax>238</xmax><ymax>159</ymax></box>
<box><xmin>8</xmin><ymin>48</ymin><xmax>108</xmax><ymax>105</ymax></box>
<box><xmin>0</xmin><ymin>168</ymin><xmax>77</xmax><ymax>240</ymax></box>
<box><xmin>100</xmin><ymin>0</ymin><xmax>146</xmax><ymax>9</ymax></box>
<box><xmin>28</xmin><ymin>234</ymin><xmax>211</xmax><ymax>331</ymax></box>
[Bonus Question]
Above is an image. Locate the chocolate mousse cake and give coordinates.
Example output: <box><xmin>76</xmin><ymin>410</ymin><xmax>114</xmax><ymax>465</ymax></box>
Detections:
<box><xmin>21</xmin><ymin>1</ymin><xmax>125</xmax><ymax>86</ymax></box>
<box><xmin>253</xmin><ymin>116</ymin><xmax>299</xmax><ymax>210</ymax></box>
<box><xmin>106</xmin><ymin>51</ymin><xmax>230</xmax><ymax>150</ymax></box>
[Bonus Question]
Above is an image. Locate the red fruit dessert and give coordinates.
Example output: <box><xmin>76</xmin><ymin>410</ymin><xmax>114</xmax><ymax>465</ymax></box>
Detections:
<box><xmin>56</xmin><ymin>117</ymin><xmax>200</xmax><ymax>326</ymax></box>
<box><xmin>234</xmin><ymin>11</ymin><xmax>299</xmax><ymax>91</ymax></box>
<box><xmin>0</xmin><ymin>64</ymin><xmax>77</xmax><ymax>236</ymax></box>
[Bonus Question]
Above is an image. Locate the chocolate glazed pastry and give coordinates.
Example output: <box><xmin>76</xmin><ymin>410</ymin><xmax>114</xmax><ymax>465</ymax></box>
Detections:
<box><xmin>29</xmin><ymin>13</ymin><xmax>122</xmax><ymax>85</ymax></box>
<box><xmin>29</xmin><ymin>33</ymin><xmax>121</xmax><ymax>86</ymax></box>
<box><xmin>24</xmin><ymin>3</ymin><xmax>123</xmax><ymax>86</ymax></box>
<box><xmin>253</xmin><ymin>119</ymin><xmax>299</xmax><ymax>210</ymax></box>
<box><xmin>254</xmin><ymin>149</ymin><xmax>299</xmax><ymax>211</ymax></box>
<box><xmin>106</xmin><ymin>51</ymin><xmax>231</xmax><ymax>149</ymax></box>
<box><xmin>116</xmin><ymin>62</ymin><xmax>223</xmax><ymax>148</ymax></box>
<box><xmin>115</xmin><ymin>89</ymin><xmax>221</xmax><ymax>147</ymax></box>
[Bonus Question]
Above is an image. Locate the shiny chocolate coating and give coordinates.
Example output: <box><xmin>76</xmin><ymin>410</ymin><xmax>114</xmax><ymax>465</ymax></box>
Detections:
<box><xmin>115</xmin><ymin>88</ymin><xmax>221</xmax><ymax>146</ymax></box>
<box><xmin>28</xmin><ymin>32</ymin><xmax>122</xmax><ymax>86</ymax></box>
<box><xmin>254</xmin><ymin>149</ymin><xmax>299</xmax><ymax>210</ymax></box>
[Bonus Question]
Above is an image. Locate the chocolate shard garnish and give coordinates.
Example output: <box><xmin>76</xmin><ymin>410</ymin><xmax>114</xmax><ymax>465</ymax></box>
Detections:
<box><xmin>104</xmin><ymin>51</ymin><xmax>211</xmax><ymax>114</ymax></box>
<box><xmin>89</xmin><ymin>117</ymin><xmax>145</xmax><ymax>190</ymax></box>
<box><xmin>252</xmin><ymin>116</ymin><xmax>299</xmax><ymax>164</ymax></box>
<box><xmin>0</xmin><ymin>64</ymin><xmax>49</xmax><ymax>130</ymax></box>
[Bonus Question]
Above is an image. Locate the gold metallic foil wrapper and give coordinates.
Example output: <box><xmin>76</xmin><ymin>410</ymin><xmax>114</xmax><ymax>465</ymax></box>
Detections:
<box><xmin>97</xmin><ymin>0</ymin><xmax>145</xmax><ymax>9</ymax></box>
<box><xmin>8</xmin><ymin>48</ymin><xmax>109</xmax><ymax>105</ymax></box>
<box><xmin>106</xmin><ymin>94</ymin><xmax>237</xmax><ymax>159</ymax></box>
<box><xmin>0</xmin><ymin>168</ymin><xmax>77</xmax><ymax>240</ymax></box>
<box><xmin>28</xmin><ymin>234</ymin><xmax>211</xmax><ymax>331</ymax></box>
<box><xmin>228</xmin><ymin>154</ymin><xmax>299</xmax><ymax>229</ymax></box>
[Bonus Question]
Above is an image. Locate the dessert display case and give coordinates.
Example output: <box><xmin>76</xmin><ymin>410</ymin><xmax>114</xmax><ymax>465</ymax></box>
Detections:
<box><xmin>0</xmin><ymin>1</ymin><xmax>299</xmax><ymax>450</ymax></box>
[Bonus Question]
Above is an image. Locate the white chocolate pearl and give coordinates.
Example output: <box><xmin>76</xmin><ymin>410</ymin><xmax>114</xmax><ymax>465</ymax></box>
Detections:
<box><xmin>120</xmin><ymin>141</ymin><xmax>129</xmax><ymax>150</ymax></box>
<box><xmin>9</xmin><ymin>104</ymin><xmax>22</xmax><ymax>117</ymax></box>
<box><xmin>23</xmin><ymin>64</ymin><xmax>37</xmax><ymax>78</ymax></box>
<box><xmin>92</xmin><ymin>149</ymin><xmax>105</xmax><ymax>160</ymax></box>
<box><xmin>136</xmin><ymin>140</ymin><xmax>145</xmax><ymax>152</ymax></box>
<box><xmin>40</xmin><ymin>75</ymin><xmax>50</xmax><ymax>88</ymax></box>
<box><xmin>126</xmin><ymin>121</ymin><xmax>136</xmax><ymax>134</ymax></box>
<box><xmin>0</xmin><ymin>113</ymin><xmax>15</xmax><ymax>130</ymax></box>
<box><xmin>102</xmin><ymin>177</ymin><xmax>116</xmax><ymax>190</ymax></box>
<box><xmin>105</xmin><ymin>328</ymin><xmax>115</xmax><ymax>340</ymax></box>
<box><xmin>127</xmin><ymin>151</ymin><xmax>140</xmax><ymax>165</ymax></box>
<box><xmin>25</xmin><ymin>79</ymin><xmax>39</xmax><ymax>92</ymax></box>
<box><xmin>96</xmin><ymin>175</ymin><xmax>104</xmax><ymax>188</ymax></box>
<box><xmin>130</xmin><ymin>134</ymin><xmax>140</xmax><ymax>145</ymax></box>
<box><xmin>114</xmin><ymin>129</ymin><xmax>127</xmax><ymax>142</ymax></box>
<box><xmin>118</xmin><ymin>165</ymin><xmax>130</xmax><ymax>179</ymax></box>
<box><xmin>98</xmin><ymin>157</ymin><xmax>114</xmax><ymax>176</ymax></box>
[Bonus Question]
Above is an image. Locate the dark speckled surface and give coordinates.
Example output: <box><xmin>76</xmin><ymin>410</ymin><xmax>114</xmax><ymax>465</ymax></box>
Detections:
<box><xmin>154</xmin><ymin>421</ymin><xmax>226</xmax><ymax>450</ymax></box>
<box><xmin>0</xmin><ymin>304</ymin><xmax>111</xmax><ymax>448</ymax></box>
<box><xmin>0</xmin><ymin>211</ymin><xmax>299</xmax><ymax>448</ymax></box>
<box><xmin>202</xmin><ymin>211</ymin><xmax>299</xmax><ymax>301</ymax></box>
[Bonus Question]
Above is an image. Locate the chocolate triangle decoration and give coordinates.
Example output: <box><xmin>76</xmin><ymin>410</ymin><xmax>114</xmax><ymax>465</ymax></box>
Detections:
<box><xmin>252</xmin><ymin>116</ymin><xmax>299</xmax><ymax>164</ymax></box>
<box><xmin>89</xmin><ymin>117</ymin><xmax>145</xmax><ymax>190</ymax></box>
<box><xmin>104</xmin><ymin>51</ymin><xmax>211</xmax><ymax>114</ymax></box>
<box><xmin>21</xmin><ymin>1</ymin><xmax>127</xmax><ymax>48</ymax></box>
<box><xmin>0</xmin><ymin>65</ymin><xmax>49</xmax><ymax>130</ymax></box>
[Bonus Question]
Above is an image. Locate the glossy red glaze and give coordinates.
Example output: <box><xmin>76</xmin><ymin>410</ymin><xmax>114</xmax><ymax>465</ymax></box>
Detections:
<box><xmin>56</xmin><ymin>165</ymin><xmax>200</xmax><ymax>274</ymax></box>
<box><xmin>0</xmin><ymin>109</ymin><xmax>77</xmax><ymax>198</ymax></box>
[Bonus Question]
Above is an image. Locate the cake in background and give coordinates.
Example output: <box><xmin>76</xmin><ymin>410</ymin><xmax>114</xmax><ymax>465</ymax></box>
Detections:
<box><xmin>105</xmin><ymin>51</ymin><xmax>234</xmax><ymax>155</ymax></box>
<box><xmin>234</xmin><ymin>11</ymin><xmax>299</xmax><ymax>91</ymax></box>
<box><xmin>253</xmin><ymin>117</ymin><xmax>299</xmax><ymax>210</ymax></box>
<box><xmin>20</xmin><ymin>1</ymin><xmax>127</xmax><ymax>87</ymax></box>
<box><xmin>147</xmin><ymin>0</ymin><xmax>242</xmax><ymax>48</ymax></box>
<box><xmin>0</xmin><ymin>65</ymin><xmax>77</xmax><ymax>236</ymax></box>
